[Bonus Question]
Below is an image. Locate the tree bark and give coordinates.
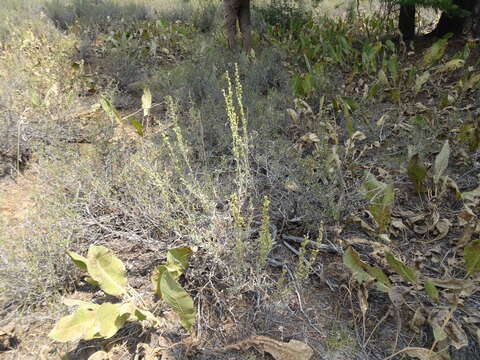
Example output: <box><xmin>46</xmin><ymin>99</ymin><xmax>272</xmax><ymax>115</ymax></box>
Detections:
<box><xmin>399</xmin><ymin>4</ymin><xmax>416</xmax><ymax>40</ymax></box>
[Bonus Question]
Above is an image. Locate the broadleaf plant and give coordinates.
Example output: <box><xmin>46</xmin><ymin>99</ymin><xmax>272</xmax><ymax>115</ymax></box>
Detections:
<box><xmin>49</xmin><ymin>246</ymin><xmax>195</xmax><ymax>343</ymax></box>
<box><xmin>151</xmin><ymin>247</ymin><xmax>196</xmax><ymax>330</ymax></box>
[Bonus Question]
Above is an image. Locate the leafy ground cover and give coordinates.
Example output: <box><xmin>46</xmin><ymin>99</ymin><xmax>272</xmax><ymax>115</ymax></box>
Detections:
<box><xmin>0</xmin><ymin>0</ymin><xmax>479</xmax><ymax>359</ymax></box>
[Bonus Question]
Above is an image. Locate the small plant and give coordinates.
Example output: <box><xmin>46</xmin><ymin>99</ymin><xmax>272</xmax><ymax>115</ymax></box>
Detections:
<box><xmin>257</xmin><ymin>196</ymin><xmax>273</xmax><ymax>271</ymax></box>
<box><xmin>361</xmin><ymin>172</ymin><xmax>395</xmax><ymax>234</ymax></box>
<box><xmin>343</xmin><ymin>240</ymin><xmax>480</xmax><ymax>357</ymax></box>
<box><xmin>406</xmin><ymin>140</ymin><xmax>457</xmax><ymax>198</ymax></box>
<box><xmin>49</xmin><ymin>245</ymin><xmax>195</xmax><ymax>343</ymax></box>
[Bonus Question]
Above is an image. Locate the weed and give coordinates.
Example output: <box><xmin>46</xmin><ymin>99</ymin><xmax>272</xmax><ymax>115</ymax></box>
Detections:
<box><xmin>257</xmin><ymin>196</ymin><xmax>273</xmax><ymax>271</ymax></box>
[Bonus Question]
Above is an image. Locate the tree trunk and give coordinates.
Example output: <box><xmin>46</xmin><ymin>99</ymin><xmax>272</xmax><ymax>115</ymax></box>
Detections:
<box><xmin>399</xmin><ymin>4</ymin><xmax>416</xmax><ymax>40</ymax></box>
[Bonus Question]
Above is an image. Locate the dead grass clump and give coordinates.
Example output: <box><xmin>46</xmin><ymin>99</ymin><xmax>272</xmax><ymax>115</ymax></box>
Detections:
<box><xmin>43</xmin><ymin>0</ymin><xmax>150</xmax><ymax>32</ymax></box>
<box><xmin>0</xmin><ymin>23</ymin><xmax>96</xmax><ymax>177</ymax></box>
<box><xmin>0</xmin><ymin>151</ymin><xmax>90</xmax><ymax>309</ymax></box>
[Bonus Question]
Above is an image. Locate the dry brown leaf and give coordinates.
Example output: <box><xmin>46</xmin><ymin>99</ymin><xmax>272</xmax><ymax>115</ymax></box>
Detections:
<box><xmin>395</xmin><ymin>209</ymin><xmax>416</xmax><ymax>218</ymax></box>
<box><xmin>300</xmin><ymin>132</ymin><xmax>320</xmax><ymax>143</ymax></box>
<box><xmin>427</xmin><ymin>278</ymin><xmax>474</xmax><ymax>290</ymax></box>
<box><xmin>0</xmin><ymin>322</ymin><xmax>17</xmax><ymax>352</ymax></box>
<box><xmin>358</xmin><ymin>287</ymin><xmax>369</xmax><ymax>316</ymax></box>
<box><xmin>433</xmin><ymin>219</ymin><xmax>451</xmax><ymax>241</ymax></box>
<box><xmin>388</xmin><ymin>286</ymin><xmax>406</xmax><ymax>308</ymax></box>
<box><xmin>458</xmin><ymin>205</ymin><xmax>476</xmax><ymax>226</ymax></box>
<box><xmin>402</xmin><ymin>347</ymin><xmax>443</xmax><ymax>360</ymax></box>
<box><xmin>341</xmin><ymin>237</ymin><xmax>391</xmax><ymax>257</ymax></box>
<box><xmin>462</xmin><ymin>185</ymin><xmax>480</xmax><ymax>205</ymax></box>
<box><xmin>457</xmin><ymin>223</ymin><xmax>475</xmax><ymax>247</ymax></box>
<box><xmin>428</xmin><ymin>211</ymin><xmax>441</xmax><ymax>232</ymax></box>
<box><xmin>444</xmin><ymin>292</ymin><xmax>463</xmax><ymax>306</ymax></box>
<box><xmin>225</xmin><ymin>336</ymin><xmax>314</xmax><ymax>360</ymax></box>
<box><xmin>136</xmin><ymin>343</ymin><xmax>158</xmax><ymax>360</ymax></box>
<box><xmin>410</xmin><ymin>307</ymin><xmax>427</xmax><ymax>333</ymax></box>
<box><xmin>465</xmin><ymin>324</ymin><xmax>480</xmax><ymax>345</ymax></box>
<box><xmin>87</xmin><ymin>351</ymin><xmax>109</xmax><ymax>360</ymax></box>
<box><xmin>390</xmin><ymin>218</ymin><xmax>408</xmax><ymax>237</ymax></box>
<box><xmin>409</xmin><ymin>213</ymin><xmax>427</xmax><ymax>224</ymax></box>
<box><xmin>414</xmin><ymin>224</ymin><xmax>429</xmax><ymax>234</ymax></box>
<box><xmin>443</xmin><ymin>319</ymin><xmax>469</xmax><ymax>350</ymax></box>
<box><xmin>348</xmin><ymin>215</ymin><xmax>376</xmax><ymax>235</ymax></box>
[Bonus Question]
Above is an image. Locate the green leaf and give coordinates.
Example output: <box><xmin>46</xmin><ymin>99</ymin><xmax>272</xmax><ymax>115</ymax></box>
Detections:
<box><xmin>343</xmin><ymin>247</ymin><xmax>371</xmax><ymax>284</ymax></box>
<box><xmin>386</xmin><ymin>253</ymin><xmax>417</xmax><ymax>284</ymax></box>
<box><xmin>415</xmin><ymin>71</ymin><xmax>430</xmax><ymax>93</ymax></box>
<box><xmin>343</xmin><ymin>247</ymin><xmax>391</xmax><ymax>291</ymax></box>
<box><xmin>151</xmin><ymin>265</ymin><xmax>168</xmax><ymax>296</ymax></box>
<box><xmin>142</xmin><ymin>87</ymin><xmax>152</xmax><ymax>117</ymax></box>
<box><xmin>167</xmin><ymin>247</ymin><xmax>192</xmax><ymax>272</ymax></box>
<box><xmin>437</xmin><ymin>59</ymin><xmax>464</xmax><ymax>73</ymax></box>
<box><xmin>464</xmin><ymin>239</ymin><xmax>480</xmax><ymax>276</ymax></box>
<box><xmin>160</xmin><ymin>271</ymin><xmax>195</xmax><ymax>331</ymax></box>
<box><xmin>84</xmin><ymin>276</ymin><xmax>100</xmax><ymax>287</ymax></box>
<box><xmin>422</xmin><ymin>37</ymin><xmax>449</xmax><ymax>68</ymax></box>
<box><xmin>95</xmin><ymin>303</ymin><xmax>124</xmax><ymax>339</ymax></box>
<box><xmin>48</xmin><ymin>308</ymin><xmax>97</xmax><ymax>342</ymax></box>
<box><xmin>100</xmin><ymin>96</ymin><xmax>122</xmax><ymax>125</ymax></box>
<box><xmin>87</xmin><ymin>246</ymin><xmax>127</xmax><ymax>296</ymax></box>
<box><xmin>132</xmin><ymin>308</ymin><xmax>160</xmax><ymax>327</ymax></box>
<box><xmin>365</xmin><ymin>265</ymin><xmax>392</xmax><ymax>290</ymax></box>
<box><xmin>388</xmin><ymin>88</ymin><xmax>401</xmax><ymax>103</ymax></box>
<box><xmin>67</xmin><ymin>251</ymin><xmax>88</xmax><ymax>272</ymax></box>
<box><xmin>433</xmin><ymin>140</ymin><xmax>450</xmax><ymax>184</ymax></box>
<box><xmin>407</xmin><ymin>153</ymin><xmax>427</xmax><ymax>192</ymax></box>
<box><xmin>464</xmin><ymin>72</ymin><xmax>480</xmax><ymax>91</ymax></box>
<box><xmin>424</xmin><ymin>280</ymin><xmax>440</xmax><ymax>302</ymax></box>
<box><xmin>129</xmin><ymin>118</ymin><xmax>144</xmax><ymax>137</ymax></box>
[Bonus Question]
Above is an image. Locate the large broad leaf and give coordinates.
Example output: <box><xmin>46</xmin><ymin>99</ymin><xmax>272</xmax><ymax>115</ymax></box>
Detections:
<box><xmin>422</xmin><ymin>36</ymin><xmax>450</xmax><ymax>68</ymax></box>
<box><xmin>87</xmin><ymin>246</ymin><xmax>127</xmax><ymax>296</ymax></box>
<box><xmin>67</xmin><ymin>251</ymin><xmax>88</xmax><ymax>272</ymax></box>
<box><xmin>167</xmin><ymin>247</ymin><xmax>193</xmax><ymax>272</ymax></box>
<box><xmin>433</xmin><ymin>140</ymin><xmax>450</xmax><ymax>185</ymax></box>
<box><xmin>151</xmin><ymin>265</ymin><xmax>168</xmax><ymax>296</ymax></box>
<box><xmin>95</xmin><ymin>303</ymin><xmax>125</xmax><ymax>339</ymax></box>
<box><xmin>386</xmin><ymin>253</ymin><xmax>417</xmax><ymax>284</ymax></box>
<box><xmin>63</xmin><ymin>298</ymin><xmax>99</xmax><ymax>310</ymax></box>
<box><xmin>48</xmin><ymin>308</ymin><xmax>97</xmax><ymax>342</ymax></box>
<box><xmin>343</xmin><ymin>247</ymin><xmax>372</xmax><ymax>284</ymax></box>
<box><xmin>464</xmin><ymin>239</ymin><xmax>480</xmax><ymax>276</ymax></box>
<box><xmin>160</xmin><ymin>271</ymin><xmax>195</xmax><ymax>331</ymax></box>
